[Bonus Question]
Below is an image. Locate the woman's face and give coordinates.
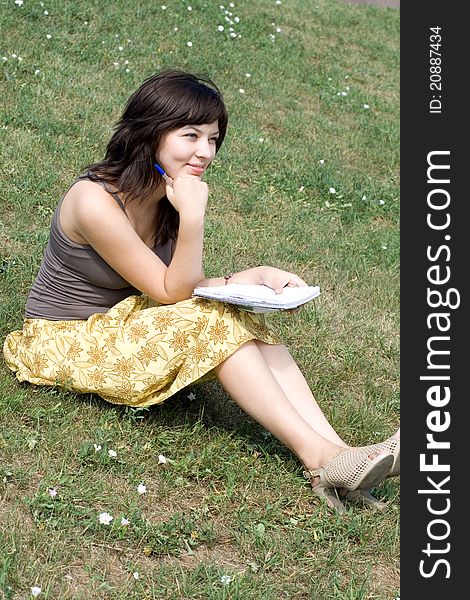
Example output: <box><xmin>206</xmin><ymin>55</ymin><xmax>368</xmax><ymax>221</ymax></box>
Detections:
<box><xmin>157</xmin><ymin>121</ymin><xmax>220</xmax><ymax>180</ymax></box>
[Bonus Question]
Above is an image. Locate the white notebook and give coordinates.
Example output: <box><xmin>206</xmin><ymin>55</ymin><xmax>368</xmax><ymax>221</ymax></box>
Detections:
<box><xmin>192</xmin><ymin>283</ymin><xmax>321</xmax><ymax>313</ymax></box>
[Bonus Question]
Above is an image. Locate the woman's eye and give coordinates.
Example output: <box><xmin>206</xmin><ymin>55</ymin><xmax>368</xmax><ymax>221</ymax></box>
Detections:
<box><xmin>184</xmin><ymin>133</ymin><xmax>218</xmax><ymax>143</ymax></box>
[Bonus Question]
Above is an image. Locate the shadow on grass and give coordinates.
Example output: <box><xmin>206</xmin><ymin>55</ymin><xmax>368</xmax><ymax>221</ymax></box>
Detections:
<box><xmin>12</xmin><ymin>375</ymin><xmax>295</xmax><ymax>464</ymax></box>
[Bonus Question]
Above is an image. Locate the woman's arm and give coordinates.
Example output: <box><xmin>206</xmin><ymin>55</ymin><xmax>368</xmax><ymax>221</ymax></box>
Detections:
<box><xmin>164</xmin><ymin>210</ymin><xmax>205</xmax><ymax>299</ymax></box>
<box><xmin>70</xmin><ymin>183</ymin><xmax>206</xmax><ymax>304</ymax></box>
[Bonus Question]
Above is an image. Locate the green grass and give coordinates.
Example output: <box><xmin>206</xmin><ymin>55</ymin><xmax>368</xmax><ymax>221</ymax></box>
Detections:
<box><xmin>1</xmin><ymin>0</ymin><xmax>399</xmax><ymax>598</ymax></box>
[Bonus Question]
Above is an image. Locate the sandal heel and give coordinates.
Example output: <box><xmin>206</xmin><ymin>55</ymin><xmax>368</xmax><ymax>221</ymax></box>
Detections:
<box><xmin>303</xmin><ymin>469</ymin><xmax>346</xmax><ymax>514</ymax></box>
<box><xmin>343</xmin><ymin>489</ymin><xmax>388</xmax><ymax>512</ymax></box>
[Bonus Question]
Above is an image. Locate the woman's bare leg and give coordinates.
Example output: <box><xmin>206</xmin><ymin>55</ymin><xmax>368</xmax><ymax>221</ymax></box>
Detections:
<box><xmin>253</xmin><ymin>340</ymin><xmax>348</xmax><ymax>447</ymax></box>
<box><xmin>213</xmin><ymin>340</ymin><xmax>344</xmax><ymax>471</ymax></box>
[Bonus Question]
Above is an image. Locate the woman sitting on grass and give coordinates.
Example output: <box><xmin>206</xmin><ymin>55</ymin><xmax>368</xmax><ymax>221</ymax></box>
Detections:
<box><xmin>3</xmin><ymin>69</ymin><xmax>399</xmax><ymax>513</ymax></box>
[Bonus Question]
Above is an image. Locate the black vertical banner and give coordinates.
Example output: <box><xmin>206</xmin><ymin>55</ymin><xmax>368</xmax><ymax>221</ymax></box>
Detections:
<box><xmin>401</xmin><ymin>3</ymin><xmax>466</xmax><ymax>597</ymax></box>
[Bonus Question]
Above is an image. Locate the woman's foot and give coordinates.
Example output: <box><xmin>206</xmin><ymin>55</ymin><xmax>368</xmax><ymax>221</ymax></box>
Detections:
<box><xmin>340</xmin><ymin>429</ymin><xmax>400</xmax><ymax>511</ymax></box>
<box><xmin>303</xmin><ymin>446</ymin><xmax>394</xmax><ymax>514</ymax></box>
<box><xmin>361</xmin><ymin>430</ymin><xmax>400</xmax><ymax>478</ymax></box>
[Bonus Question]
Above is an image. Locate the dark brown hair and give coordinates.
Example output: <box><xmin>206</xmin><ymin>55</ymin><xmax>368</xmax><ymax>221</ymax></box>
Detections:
<box><xmin>83</xmin><ymin>69</ymin><xmax>228</xmax><ymax>246</ymax></box>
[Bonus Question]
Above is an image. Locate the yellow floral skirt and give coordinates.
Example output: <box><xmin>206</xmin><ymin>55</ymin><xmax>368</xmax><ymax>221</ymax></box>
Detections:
<box><xmin>3</xmin><ymin>295</ymin><xmax>281</xmax><ymax>407</ymax></box>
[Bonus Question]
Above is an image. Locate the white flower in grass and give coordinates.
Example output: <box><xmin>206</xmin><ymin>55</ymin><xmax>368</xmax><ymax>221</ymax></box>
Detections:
<box><xmin>276</xmin><ymin>27</ymin><xmax>282</xmax><ymax>32</ymax></box>
<box><xmin>98</xmin><ymin>512</ymin><xmax>113</xmax><ymax>525</ymax></box>
<box><xmin>238</xmin><ymin>88</ymin><xmax>245</xmax><ymax>94</ymax></box>
<box><xmin>15</xmin><ymin>0</ymin><xmax>24</xmax><ymax>6</ymax></box>
<box><xmin>230</xmin><ymin>32</ymin><xmax>237</xmax><ymax>38</ymax></box>
<box><xmin>93</xmin><ymin>443</ymin><xmax>102</xmax><ymax>452</ymax></box>
<box><xmin>137</xmin><ymin>483</ymin><xmax>147</xmax><ymax>495</ymax></box>
<box><xmin>362</xmin><ymin>195</ymin><xmax>367</xmax><ymax>200</ymax></box>
<box><xmin>12</xmin><ymin>53</ymin><xmax>17</xmax><ymax>58</ymax></box>
<box><xmin>121</xmin><ymin>517</ymin><xmax>130</xmax><ymax>526</ymax></box>
<box><xmin>363</xmin><ymin>104</ymin><xmax>370</xmax><ymax>109</ymax></box>
<box><xmin>382</xmin><ymin>245</ymin><xmax>388</xmax><ymax>250</ymax></box>
<box><xmin>30</xmin><ymin>587</ymin><xmax>41</xmax><ymax>597</ymax></box>
<box><xmin>259</xmin><ymin>137</ymin><xmax>264</xmax><ymax>142</ymax></box>
<box><xmin>48</xmin><ymin>487</ymin><xmax>58</xmax><ymax>498</ymax></box>
<box><xmin>34</xmin><ymin>69</ymin><xmax>41</xmax><ymax>75</ymax></box>
<box><xmin>158</xmin><ymin>454</ymin><xmax>167</xmax><ymax>464</ymax></box>
<box><xmin>341</xmin><ymin>91</ymin><xmax>347</xmax><ymax>96</ymax></box>
<box><xmin>187</xmin><ymin>6</ymin><xmax>192</xmax><ymax>10</ymax></box>
<box><xmin>276</xmin><ymin>0</ymin><xmax>282</xmax><ymax>4</ymax></box>
<box><xmin>161</xmin><ymin>5</ymin><xmax>167</xmax><ymax>9</ymax></box>
<box><xmin>133</xmin><ymin>571</ymin><xmax>140</xmax><ymax>580</ymax></box>
<box><xmin>329</xmin><ymin>187</ymin><xmax>336</xmax><ymax>194</ymax></box>
<box><xmin>220</xmin><ymin>575</ymin><xmax>232</xmax><ymax>585</ymax></box>
<box><xmin>229</xmin><ymin>2</ymin><xmax>235</xmax><ymax>6</ymax></box>
<box><xmin>187</xmin><ymin>41</ymin><xmax>193</xmax><ymax>47</ymax></box>
<box><xmin>108</xmin><ymin>449</ymin><xmax>117</xmax><ymax>458</ymax></box>
<box><xmin>235</xmin><ymin>16</ymin><xmax>240</xmax><ymax>23</ymax></box>
<box><xmin>319</xmin><ymin>159</ymin><xmax>325</xmax><ymax>165</ymax></box>
<box><xmin>245</xmin><ymin>73</ymin><xmax>251</xmax><ymax>78</ymax></box>
<box><xmin>379</xmin><ymin>199</ymin><xmax>385</xmax><ymax>205</ymax></box>
<box><xmin>2</xmin><ymin>57</ymin><xmax>7</xmax><ymax>61</ymax></box>
<box><xmin>46</xmin><ymin>34</ymin><xmax>51</xmax><ymax>39</ymax></box>
<box><xmin>217</xmin><ymin>25</ymin><xmax>224</xmax><ymax>31</ymax></box>
<box><xmin>44</xmin><ymin>10</ymin><xmax>49</xmax><ymax>15</ymax></box>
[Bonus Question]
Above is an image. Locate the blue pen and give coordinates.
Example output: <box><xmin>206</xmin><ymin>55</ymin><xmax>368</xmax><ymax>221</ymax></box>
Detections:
<box><xmin>154</xmin><ymin>163</ymin><xmax>173</xmax><ymax>186</ymax></box>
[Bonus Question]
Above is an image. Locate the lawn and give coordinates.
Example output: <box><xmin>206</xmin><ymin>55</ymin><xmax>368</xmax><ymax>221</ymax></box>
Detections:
<box><xmin>0</xmin><ymin>1</ymin><xmax>399</xmax><ymax>598</ymax></box>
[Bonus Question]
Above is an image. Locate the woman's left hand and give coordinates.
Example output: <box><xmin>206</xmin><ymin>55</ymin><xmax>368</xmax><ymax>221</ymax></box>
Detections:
<box><xmin>257</xmin><ymin>266</ymin><xmax>309</xmax><ymax>294</ymax></box>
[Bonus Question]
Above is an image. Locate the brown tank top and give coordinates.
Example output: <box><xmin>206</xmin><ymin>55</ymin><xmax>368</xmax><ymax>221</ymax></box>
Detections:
<box><xmin>25</xmin><ymin>174</ymin><xmax>174</xmax><ymax>320</ymax></box>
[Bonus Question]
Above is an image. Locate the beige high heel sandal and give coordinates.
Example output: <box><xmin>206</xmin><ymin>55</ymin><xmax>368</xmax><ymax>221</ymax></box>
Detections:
<box><xmin>342</xmin><ymin>435</ymin><xmax>400</xmax><ymax>511</ymax></box>
<box><xmin>361</xmin><ymin>435</ymin><xmax>400</xmax><ymax>478</ymax></box>
<box><xmin>303</xmin><ymin>448</ymin><xmax>394</xmax><ymax>514</ymax></box>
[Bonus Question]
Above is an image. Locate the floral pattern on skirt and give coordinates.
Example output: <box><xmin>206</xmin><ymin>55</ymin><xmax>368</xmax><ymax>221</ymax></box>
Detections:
<box><xmin>3</xmin><ymin>295</ymin><xmax>281</xmax><ymax>407</ymax></box>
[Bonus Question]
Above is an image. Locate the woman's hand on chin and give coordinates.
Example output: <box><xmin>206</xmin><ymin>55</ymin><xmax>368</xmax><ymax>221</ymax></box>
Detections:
<box><xmin>165</xmin><ymin>174</ymin><xmax>208</xmax><ymax>218</ymax></box>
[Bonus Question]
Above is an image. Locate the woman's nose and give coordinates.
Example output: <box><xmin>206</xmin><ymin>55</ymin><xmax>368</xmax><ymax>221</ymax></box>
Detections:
<box><xmin>195</xmin><ymin>138</ymin><xmax>214</xmax><ymax>159</ymax></box>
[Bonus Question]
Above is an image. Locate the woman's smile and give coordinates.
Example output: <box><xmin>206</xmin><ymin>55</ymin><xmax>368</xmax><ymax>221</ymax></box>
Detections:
<box><xmin>186</xmin><ymin>163</ymin><xmax>206</xmax><ymax>175</ymax></box>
